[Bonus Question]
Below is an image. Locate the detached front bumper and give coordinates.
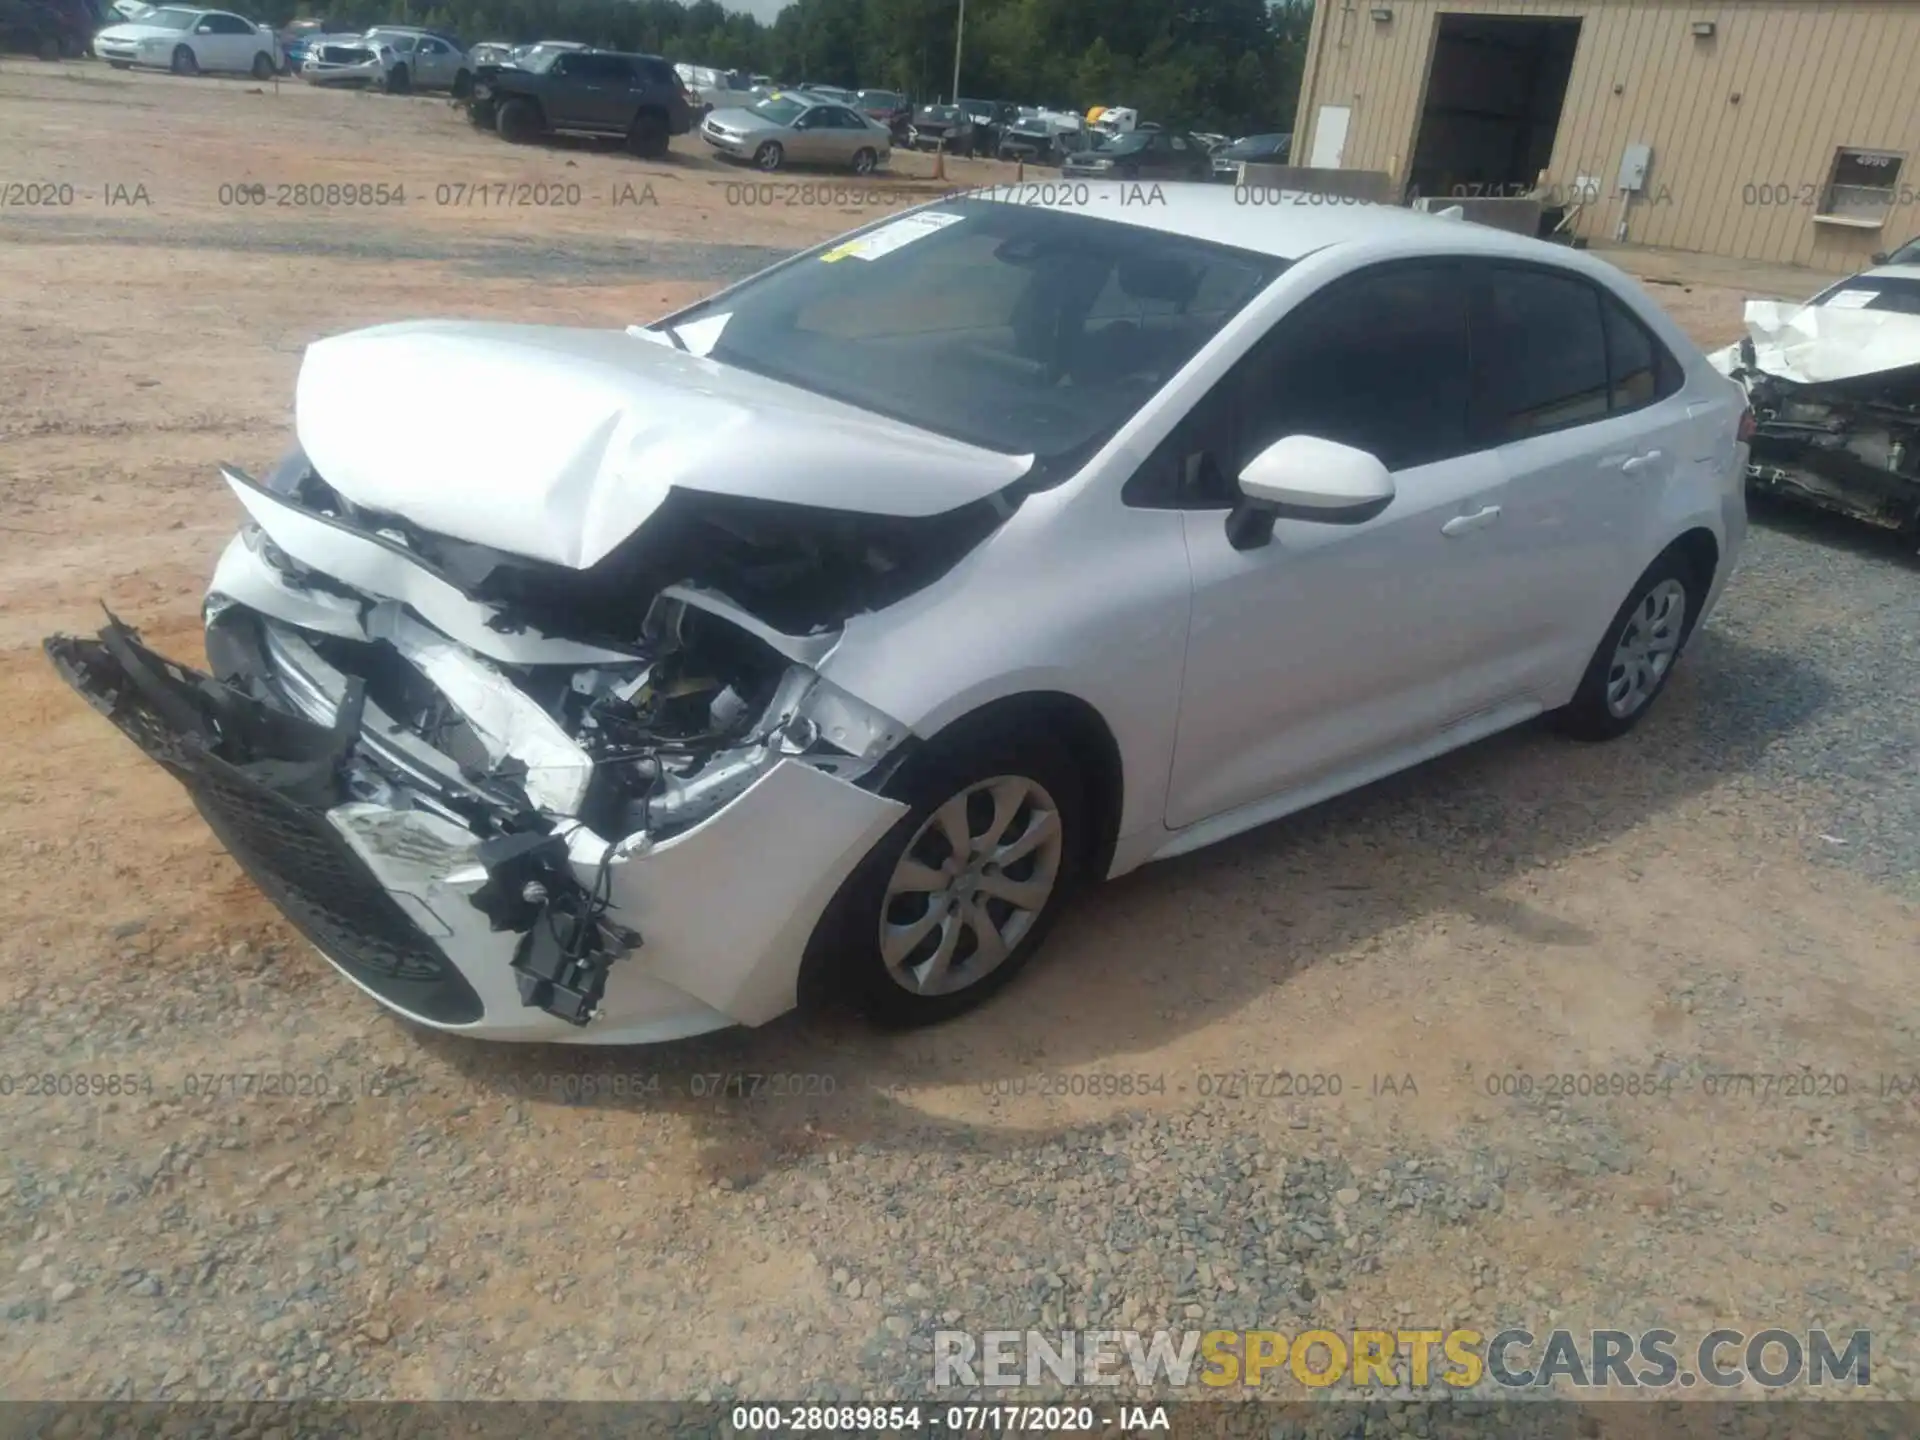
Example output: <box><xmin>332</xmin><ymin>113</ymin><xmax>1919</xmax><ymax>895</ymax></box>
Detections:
<box><xmin>46</xmin><ymin>616</ymin><xmax>905</xmax><ymax>1044</ymax></box>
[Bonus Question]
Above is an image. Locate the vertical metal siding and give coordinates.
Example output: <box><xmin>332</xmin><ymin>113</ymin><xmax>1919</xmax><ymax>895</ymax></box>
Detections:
<box><xmin>1294</xmin><ymin>0</ymin><xmax>1920</xmax><ymax>269</ymax></box>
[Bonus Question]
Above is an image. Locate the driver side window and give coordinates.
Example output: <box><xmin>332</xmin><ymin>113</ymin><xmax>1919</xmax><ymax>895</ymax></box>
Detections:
<box><xmin>1125</xmin><ymin>261</ymin><xmax>1473</xmax><ymax>509</ymax></box>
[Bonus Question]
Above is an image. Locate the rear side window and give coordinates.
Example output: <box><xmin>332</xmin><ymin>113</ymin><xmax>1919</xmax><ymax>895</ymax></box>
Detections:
<box><xmin>1474</xmin><ymin>266</ymin><xmax>1611</xmax><ymax>441</ymax></box>
<box><xmin>1601</xmin><ymin>291</ymin><xmax>1683</xmax><ymax>412</ymax></box>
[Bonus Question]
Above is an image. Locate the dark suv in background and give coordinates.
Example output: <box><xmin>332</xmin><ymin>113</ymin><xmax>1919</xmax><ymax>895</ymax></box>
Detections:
<box><xmin>0</xmin><ymin>0</ymin><xmax>99</xmax><ymax>58</ymax></box>
<box><xmin>469</xmin><ymin>47</ymin><xmax>693</xmax><ymax>158</ymax></box>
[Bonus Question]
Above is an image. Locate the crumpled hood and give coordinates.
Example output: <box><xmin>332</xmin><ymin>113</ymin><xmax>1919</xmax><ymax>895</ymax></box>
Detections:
<box><xmin>1716</xmin><ymin>298</ymin><xmax>1920</xmax><ymax>386</ymax></box>
<box><xmin>294</xmin><ymin>320</ymin><xmax>1033</xmax><ymax>570</ymax></box>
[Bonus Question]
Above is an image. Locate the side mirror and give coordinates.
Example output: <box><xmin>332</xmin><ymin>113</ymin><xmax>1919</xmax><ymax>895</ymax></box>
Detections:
<box><xmin>1226</xmin><ymin>434</ymin><xmax>1395</xmax><ymax>551</ymax></box>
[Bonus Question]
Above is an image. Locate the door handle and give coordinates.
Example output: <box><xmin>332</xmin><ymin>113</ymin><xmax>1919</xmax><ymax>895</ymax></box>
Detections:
<box><xmin>1619</xmin><ymin>449</ymin><xmax>1663</xmax><ymax>474</ymax></box>
<box><xmin>1441</xmin><ymin>505</ymin><xmax>1501</xmax><ymax>537</ymax></box>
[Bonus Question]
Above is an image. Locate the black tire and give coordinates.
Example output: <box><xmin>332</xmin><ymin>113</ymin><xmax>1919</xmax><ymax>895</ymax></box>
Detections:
<box><xmin>495</xmin><ymin>96</ymin><xmax>541</xmax><ymax>143</ymax></box>
<box><xmin>170</xmin><ymin>44</ymin><xmax>197</xmax><ymax>75</ymax></box>
<box><xmin>382</xmin><ymin>62</ymin><xmax>410</xmax><ymax>93</ymax></box>
<box><xmin>250</xmin><ymin>50</ymin><xmax>274</xmax><ymax>79</ymax></box>
<box><xmin>801</xmin><ymin>721</ymin><xmax>1091</xmax><ymax>1029</ymax></box>
<box><xmin>1551</xmin><ymin>549</ymin><xmax>1702</xmax><ymax>742</ymax></box>
<box><xmin>752</xmin><ymin>140</ymin><xmax>783</xmax><ymax>172</ymax></box>
<box><xmin>626</xmin><ymin>108</ymin><xmax>668</xmax><ymax>159</ymax></box>
<box><xmin>850</xmin><ymin>146</ymin><xmax>877</xmax><ymax>175</ymax></box>
<box><xmin>450</xmin><ymin>68</ymin><xmax>471</xmax><ymax>98</ymax></box>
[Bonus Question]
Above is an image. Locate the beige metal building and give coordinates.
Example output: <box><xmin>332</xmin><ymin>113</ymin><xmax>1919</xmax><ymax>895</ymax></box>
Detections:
<box><xmin>1290</xmin><ymin>0</ymin><xmax>1920</xmax><ymax>270</ymax></box>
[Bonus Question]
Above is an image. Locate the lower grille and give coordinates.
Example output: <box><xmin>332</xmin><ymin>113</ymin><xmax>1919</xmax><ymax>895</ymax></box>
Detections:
<box><xmin>46</xmin><ymin>624</ymin><xmax>484</xmax><ymax>1028</ymax></box>
<box><xmin>192</xmin><ymin>762</ymin><xmax>484</xmax><ymax>1026</ymax></box>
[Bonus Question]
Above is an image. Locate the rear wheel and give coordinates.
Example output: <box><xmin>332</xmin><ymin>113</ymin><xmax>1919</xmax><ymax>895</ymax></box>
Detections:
<box><xmin>850</xmin><ymin>146</ymin><xmax>877</xmax><ymax>174</ymax></box>
<box><xmin>250</xmin><ymin>50</ymin><xmax>274</xmax><ymax>79</ymax></box>
<box><xmin>626</xmin><ymin>108</ymin><xmax>668</xmax><ymax>159</ymax></box>
<box><xmin>450</xmin><ymin>67</ymin><xmax>472</xmax><ymax>98</ymax></box>
<box><xmin>1551</xmin><ymin>550</ymin><xmax>1701</xmax><ymax>741</ymax></box>
<box><xmin>752</xmin><ymin>140</ymin><xmax>783</xmax><ymax>171</ymax></box>
<box><xmin>802</xmin><ymin>723</ymin><xmax>1089</xmax><ymax>1029</ymax></box>
<box><xmin>495</xmin><ymin>96</ymin><xmax>541</xmax><ymax>143</ymax></box>
<box><xmin>170</xmin><ymin>44</ymin><xmax>197</xmax><ymax>75</ymax></box>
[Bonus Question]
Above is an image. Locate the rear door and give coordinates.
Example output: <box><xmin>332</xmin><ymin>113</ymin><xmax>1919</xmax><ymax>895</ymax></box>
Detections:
<box><xmin>1465</xmin><ymin>260</ymin><xmax>1694</xmax><ymax>700</ymax></box>
<box><xmin>201</xmin><ymin>12</ymin><xmax>254</xmax><ymax>69</ymax></box>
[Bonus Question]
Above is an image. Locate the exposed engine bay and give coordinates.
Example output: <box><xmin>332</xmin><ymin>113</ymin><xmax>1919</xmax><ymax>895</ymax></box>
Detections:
<box><xmin>46</xmin><ymin>445</ymin><xmax>1003</xmax><ymax>1033</ymax></box>
<box><xmin>1731</xmin><ymin>339</ymin><xmax>1920</xmax><ymax>543</ymax></box>
<box><xmin>1716</xmin><ymin>304</ymin><xmax>1920</xmax><ymax>547</ymax></box>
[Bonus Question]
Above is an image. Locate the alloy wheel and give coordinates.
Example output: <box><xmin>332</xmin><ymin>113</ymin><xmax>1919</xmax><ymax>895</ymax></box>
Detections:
<box><xmin>1606</xmin><ymin>578</ymin><xmax>1687</xmax><ymax>718</ymax></box>
<box><xmin>878</xmin><ymin>775</ymin><xmax>1064</xmax><ymax>997</ymax></box>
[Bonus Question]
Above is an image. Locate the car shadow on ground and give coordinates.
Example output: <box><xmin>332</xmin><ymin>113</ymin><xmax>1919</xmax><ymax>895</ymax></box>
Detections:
<box><xmin>411</xmin><ymin>624</ymin><xmax>1834</xmax><ymax>1162</ymax></box>
<box><xmin>1746</xmin><ymin>492</ymin><xmax>1920</xmax><ymax>569</ymax></box>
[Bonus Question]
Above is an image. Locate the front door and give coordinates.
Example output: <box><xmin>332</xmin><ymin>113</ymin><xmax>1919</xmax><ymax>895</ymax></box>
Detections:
<box><xmin>1161</xmin><ymin>260</ymin><xmax>1528</xmax><ymax>830</ymax></box>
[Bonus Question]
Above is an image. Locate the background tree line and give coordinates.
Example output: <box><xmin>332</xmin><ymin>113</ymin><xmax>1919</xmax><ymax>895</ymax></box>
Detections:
<box><xmin>287</xmin><ymin>0</ymin><xmax>1314</xmax><ymax>136</ymax></box>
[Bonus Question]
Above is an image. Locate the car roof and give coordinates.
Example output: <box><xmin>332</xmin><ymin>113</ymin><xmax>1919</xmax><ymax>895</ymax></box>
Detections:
<box><xmin>944</xmin><ymin>182</ymin><xmax>1613</xmax><ymax>265</ymax></box>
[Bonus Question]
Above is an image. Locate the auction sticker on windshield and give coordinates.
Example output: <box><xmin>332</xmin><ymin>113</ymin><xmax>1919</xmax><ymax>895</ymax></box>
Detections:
<box><xmin>821</xmin><ymin>211</ymin><xmax>964</xmax><ymax>263</ymax></box>
<box><xmin>1823</xmin><ymin>289</ymin><xmax>1878</xmax><ymax>309</ymax></box>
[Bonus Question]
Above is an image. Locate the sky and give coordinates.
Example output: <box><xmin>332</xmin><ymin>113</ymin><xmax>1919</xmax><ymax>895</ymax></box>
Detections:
<box><xmin>729</xmin><ymin>0</ymin><xmax>790</xmax><ymax>20</ymax></box>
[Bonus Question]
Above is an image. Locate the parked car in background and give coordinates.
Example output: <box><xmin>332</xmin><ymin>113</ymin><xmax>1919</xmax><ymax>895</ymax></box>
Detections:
<box><xmin>957</xmin><ymin>98</ymin><xmax>1016</xmax><ymax>157</ymax></box>
<box><xmin>0</xmin><ymin>0</ymin><xmax>100</xmax><ymax>58</ymax></box>
<box><xmin>1210</xmin><ymin>131</ymin><xmax>1291</xmax><ymax>181</ymax></box>
<box><xmin>1064</xmin><ymin>128</ymin><xmax>1208</xmax><ymax>181</ymax></box>
<box><xmin>276</xmin><ymin>16</ymin><xmax>329</xmax><ymax>71</ymax></box>
<box><xmin>105</xmin><ymin>0</ymin><xmax>150</xmax><ymax>18</ymax></box>
<box><xmin>855</xmin><ymin>88</ymin><xmax>910</xmax><ymax>139</ymax></box>
<box><xmin>508</xmin><ymin>39</ymin><xmax>580</xmax><ymax>67</ymax></box>
<box><xmin>702</xmin><ymin>91</ymin><xmax>889</xmax><ymax>173</ymax></box>
<box><xmin>677</xmin><ymin>63</ymin><xmax>755</xmax><ymax>115</ymax></box>
<box><xmin>997</xmin><ymin>116</ymin><xmax>1098</xmax><ymax>165</ymax></box>
<box><xmin>469</xmin><ymin>47</ymin><xmax>691</xmax><ymax>158</ymax></box>
<box><xmin>48</xmin><ymin>190</ymin><xmax>1748</xmax><ymax>1044</ymax></box>
<box><xmin>299</xmin><ymin>32</ymin><xmax>393</xmax><ymax>87</ymax></box>
<box><xmin>466</xmin><ymin>39</ymin><xmax>511</xmax><ymax>66</ymax></box>
<box><xmin>93</xmin><ymin>4</ymin><xmax>278</xmax><ymax>75</ymax></box>
<box><xmin>355</xmin><ymin>25</ymin><xmax>470</xmax><ymax>94</ymax></box>
<box><xmin>906</xmin><ymin>102</ymin><xmax>971</xmax><ymax>153</ymax></box>
<box><xmin>795</xmin><ymin>83</ymin><xmax>852</xmax><ymax>106</ymax></box>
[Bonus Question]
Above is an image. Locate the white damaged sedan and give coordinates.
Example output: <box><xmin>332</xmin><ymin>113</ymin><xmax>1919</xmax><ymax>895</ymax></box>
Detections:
<box><xmin>47</xmin><ymin>187</ymin><xmax>1750</xmax><ymax>1044</ymax></box>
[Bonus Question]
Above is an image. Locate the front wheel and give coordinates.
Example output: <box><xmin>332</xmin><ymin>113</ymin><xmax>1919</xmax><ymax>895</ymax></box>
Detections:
<box><xmin>626</xmin><ymin>109</ymin><xmax>668</xmax><ymax>159</ymax></box>
<box><xmin>382</xmin><ymin>62</ymin><xmax>409</xmax><ymax>93</ymax></box>
<box><xmin>495</xmin><ymin>96</ymin><xmax>540</xmax><ymax>143</ymax></box>
<box><xmin>1552</xmin><ymin>550</ymin><xmax>1700</xmax><ymax>741</ymax></box>
<box><xmin>752</xmin><ymin>140</ymin><xmax>783</xmax><ymax>171</ymax></box>
<box><xmin>170</xmin><ymin>44</ymin><xmax>197</xmax><ymax>75</ymax></box>
<box><xmin>850</xmin><ymin>146</ymin><xmax>877</xmax><ymax>175</ymax></box>
<box><xmin>803</xmin><ymin>725</ymin><xmax>1088</xmax><ymax>1028</ymax></box>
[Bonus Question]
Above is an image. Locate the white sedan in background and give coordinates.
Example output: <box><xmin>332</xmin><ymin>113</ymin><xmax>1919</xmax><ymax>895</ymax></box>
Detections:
<box><xmin>46</xmin><ymin>189</ymin><xmax>1748</xmax><ymax>1045</ymax></box>
<box><xmin>95</xmin><ymin>5</ymin><xmax>280</xmax><ymax>76</ymax></box>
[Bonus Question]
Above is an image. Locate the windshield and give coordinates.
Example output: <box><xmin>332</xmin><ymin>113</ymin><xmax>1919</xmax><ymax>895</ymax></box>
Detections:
<box><xmin>136</xmin><ymin>7</ymin><xmax>198</xmax><ymax>27</ymax></box>
<box><xmin>1103</xmin><ymin>133</ymin><xmax>1152</xmax><ymax>155</ymax></box>
<box><xmin>1809</xmin><ymin>276</ymin><xmax>1920</xmax><ymax>314</ymax></box>
<box><xmin>861</xmin><ymin>91</ymin><xmax>902</xmax><ymax>107</ymax></box>
<box><xmin>920</xmin><ymin>105</ymin><xmax>958</xmax><ymax>120</ymax></box>
<box><xmin>654</xmin><ymin>202</ymin><xmax>1284</xmax><ymax>460</ymax></box>
<box><xmin>1227</xmin><ymin>133</ymin><xmax>1286</xmax><ymax>156</ymax></box>
<box><xmin>750</xmin><ymin>96</ymin><xmax>805</xmax><ymax>125</ymax></box>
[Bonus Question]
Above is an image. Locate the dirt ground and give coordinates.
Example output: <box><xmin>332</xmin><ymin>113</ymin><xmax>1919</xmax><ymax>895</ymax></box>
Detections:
<box><xmin>2</xmin><ymin>61</ymin><xmax>1918</xmax><ymax>1409</ymax></box>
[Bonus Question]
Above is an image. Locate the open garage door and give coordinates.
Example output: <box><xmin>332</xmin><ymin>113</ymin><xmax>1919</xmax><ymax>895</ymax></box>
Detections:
<box><xmin>1408</xmin><ymin>15</ymin><xmax>1581</xmax><ymax>203</ymax></box>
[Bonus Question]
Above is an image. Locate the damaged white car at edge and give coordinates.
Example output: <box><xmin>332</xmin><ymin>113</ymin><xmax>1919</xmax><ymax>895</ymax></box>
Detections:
<box><xmin>45</xmin><ymin>186</ymin><xmax>1750</xmax><ymax>1044</ymax></box>
<box><xmin>1710</xmin><ymin>263</ymin><xmax>1920</xmax><ymax>545</ymax></box>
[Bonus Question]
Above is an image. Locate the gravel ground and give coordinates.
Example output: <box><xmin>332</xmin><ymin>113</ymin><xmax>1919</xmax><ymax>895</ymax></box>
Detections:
<box><xmin>2</xmin><ymin>62</ymin><xmax>1917</xmax><ymax>1413</ymax></box>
